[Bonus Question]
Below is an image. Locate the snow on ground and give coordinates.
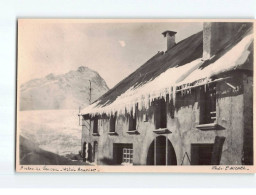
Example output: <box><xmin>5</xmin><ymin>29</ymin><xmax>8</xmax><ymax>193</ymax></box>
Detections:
<box><xmin>19</xmin><ymin>110</ymin><xmax>81</xmax><ymax>156</ymax></box>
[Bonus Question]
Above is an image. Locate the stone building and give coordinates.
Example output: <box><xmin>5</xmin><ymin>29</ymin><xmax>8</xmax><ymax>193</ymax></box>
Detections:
<box><xmin>80</xmin><ymin>22</ymin><xmax>253</xmax><ymax>166</ymax></box>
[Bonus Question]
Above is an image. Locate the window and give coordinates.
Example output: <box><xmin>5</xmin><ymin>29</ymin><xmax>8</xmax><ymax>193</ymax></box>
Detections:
<box><xmin>92</xmin><ymin>117</ymin><xmax>98</xmax><ymax>134</ymax></box>
<box><xmin>154</xmin><ymin>97</ymin><xmax>167</xmax><ymax>129</ymax></box>
<box><xmin>113</xmin><ymin>143</ymin><xmax>133</xmax><ymax>165</ymax></box>
<box><xmin>128</xmin><ymin>104</ymin><xmax>138</xmax><ymax>131</ymax></box>
<box><xmin>200</xmin><ymin>83</ymin><xmax>216</xmax><ymax>124</ymax></box>
<box><xmin>122</xmin><ymin>148</ymin><xmax>133</xmax><ymax>164</ymax></box>
<box><xmin>109</xmin><ymin>114</ymin><xmax>116</xmax><ymax>132</ymax></box>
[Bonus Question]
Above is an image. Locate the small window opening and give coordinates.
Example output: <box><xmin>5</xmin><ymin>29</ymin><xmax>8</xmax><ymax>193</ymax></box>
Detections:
<box><xmin>200</xmin><ymin>83</ymin><xmax>216</xmax><ymax>124</ymax></box>
<box><xmin>93</xmin><ymin>117</ymin><xmax>98</xmax><ymax>133</ymax></box>
<box><xmin>154</xmin><ymin>97</ymin><xmax>167</xmax><ymax>129</ymax></box>
<box><xmin>128</xmin><ymin>104</ymin><xmax>138</xmax><ymax>131</ymax></box>
<box><xmin>109</xmin><ymin>114</ymin><xmax>116</xmax><ymax>132</ymax></box>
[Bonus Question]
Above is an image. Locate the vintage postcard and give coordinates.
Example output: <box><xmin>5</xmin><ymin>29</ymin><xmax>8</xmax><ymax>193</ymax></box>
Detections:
<box><xmin>16</xmin><ymin>19</ymin><xmax>255</xmax><ymax>173</ymax></box>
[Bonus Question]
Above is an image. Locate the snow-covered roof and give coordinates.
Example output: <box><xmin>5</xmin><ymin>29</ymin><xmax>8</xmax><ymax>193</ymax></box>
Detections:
<box><xmin>177</xmin><ymin>32</ymin><xmax>253</xmax><ymax>88</ymax></box>
<box><xmin>81</xmin><ymin>25</ymin><xmax>253</xmax><ymax>116</ymax></box>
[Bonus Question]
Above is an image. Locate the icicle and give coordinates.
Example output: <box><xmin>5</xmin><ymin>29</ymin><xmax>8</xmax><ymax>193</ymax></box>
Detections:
<box><xmin>119</xmin><ymin>107</ymin><xmax>122</xmax><ymax>115</ymax></box>
<box><xmin>128</xmin><ymin>102</ymin><xmax>132</xmax><ymax>114</ymax></box>
<box><xmin>169</xmin><ymin>87</ymin><xmax>172</xmax><ymax>100</ymax></box>
<box><xmin>127</xmin><ymin>103</ymin><xmax>130</xmax><ymax>113</ymax></box>
<box><xmin>129</xmin><ymin>102</ymin><xmax>132</xmax><ymax>113</ymax></box>
<box><xmin>172</xmin><ymin>85</ymin><xmax>176</xmax><ymax>107</ymax></box>
<box><xmin>121</xmin><ymin>107</ymin><xmax>125</xmax><ymax>114</ymax></box>
<box><xmin>148</xmin><ymin>96</ymin><xmax>151</xmax><ymax>109</ymax></box>
<box><xmin>132</xmin><ymin>103</ymin><xmax>135</xmax><ymax>116</ymax></box>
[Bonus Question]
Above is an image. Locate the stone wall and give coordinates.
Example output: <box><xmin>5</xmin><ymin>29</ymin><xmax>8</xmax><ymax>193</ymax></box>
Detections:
<box><xmin>242</xmin><ymin>72</ymin><xmax>253</xmax><ymax>165</ymax></box>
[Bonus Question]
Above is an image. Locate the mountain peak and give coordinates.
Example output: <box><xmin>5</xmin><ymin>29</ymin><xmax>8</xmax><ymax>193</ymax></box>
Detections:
<box><xmin>77</xmin><ymin>66</ymin><xmax>88</xmax><ymax>73</ymax></box>
<box><xmin>20</xmin><ymin>66</ymin><xmax>109</xmax><ymax>111</ymax></box>
<box><xmin>46</xmin><ymin>73</ymin><xmax>55</xmax><ymax>80</ymax></box>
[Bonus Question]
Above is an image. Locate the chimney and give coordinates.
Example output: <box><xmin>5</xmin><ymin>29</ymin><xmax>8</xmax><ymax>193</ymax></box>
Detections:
<box><xmin>203</xmin><ymin>22</ymin><xmax>245</xmax><ymax>60</ymax></box>
<box><xmin>162</xmin><ymin>30</ymin><xmax>177</xmax><ymax>51</ymax></box>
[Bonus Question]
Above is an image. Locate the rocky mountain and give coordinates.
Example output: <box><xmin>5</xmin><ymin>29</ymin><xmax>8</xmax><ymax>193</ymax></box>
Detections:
<box><xmin>19</xmin><ymin>66</ymin><xmax>109</xmax><ymax>110</ymax></box>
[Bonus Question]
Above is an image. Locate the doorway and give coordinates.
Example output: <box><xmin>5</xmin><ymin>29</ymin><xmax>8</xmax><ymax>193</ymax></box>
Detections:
<box><xmin>146</xmin><ymin>136</ymin><xmax>177</xmax><ymax>165</ymax></box>
<box><xmin>113</xmin><ymin>143</ymin><xmax>133</xmax><ymax>165</ymax></box>
<box><xmin>190</xmin><ymin>144</ymin><xmax>213</xmax><ymax>165</ymax></box>
<box><xmin>93</xmin><ymin>141</ymin><xmax>98</xmax><ymax>163</ymax></box>
<box><xmin>82</xmin><ymin>142</ymin><xmax>87</xmax><ymax>161</ymax></box>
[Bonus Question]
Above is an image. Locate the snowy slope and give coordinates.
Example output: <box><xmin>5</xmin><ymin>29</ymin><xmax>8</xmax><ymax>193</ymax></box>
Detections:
<box><xmin>19</xmin><ymin>110</ymin><xmax>82</xmax><ymax>155</ymax></box>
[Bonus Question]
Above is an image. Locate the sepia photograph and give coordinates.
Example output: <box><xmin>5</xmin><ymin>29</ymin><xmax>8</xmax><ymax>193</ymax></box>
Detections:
<box><xmin>16</xmin><ymin>19</ymin><xmax>255</xmax><ymax>172</ymax></box>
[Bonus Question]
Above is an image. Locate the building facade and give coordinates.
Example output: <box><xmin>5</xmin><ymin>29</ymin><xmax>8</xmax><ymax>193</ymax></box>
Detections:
<box><xmin>80</xmin><ymin>22</ymin><xmax>254</xmax><ymax>166</ymax></box>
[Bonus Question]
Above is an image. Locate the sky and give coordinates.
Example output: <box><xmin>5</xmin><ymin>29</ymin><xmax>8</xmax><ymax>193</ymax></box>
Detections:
<box><xmin>18</xmin><ymin>20</ymin><xmax>202</xmax><ymax>88</ymax></box>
